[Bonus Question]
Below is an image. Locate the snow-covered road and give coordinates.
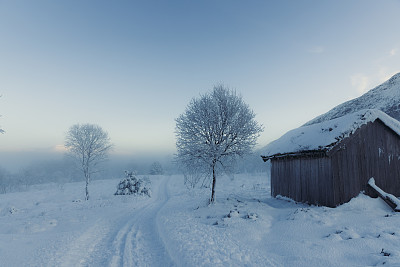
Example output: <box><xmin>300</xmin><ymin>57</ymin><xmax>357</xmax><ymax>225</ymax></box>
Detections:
<box><xmin>46</xmin><ymin>176</ymin><xmax>174</xmax><ymax>267</ymax></box>
<box><xmin>107</xmin><ymin>176</ymin><xmax>174</xmax><ymax>267</ymax></box>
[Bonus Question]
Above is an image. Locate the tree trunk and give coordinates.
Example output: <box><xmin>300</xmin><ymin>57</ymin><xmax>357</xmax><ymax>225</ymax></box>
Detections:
<box><xmin>85</xmin><ymin>179</ymin><xmax>89</xmax><ymax>201</ymax></box>
<box><xmin>85</xmin><ymin>171</ymin><xmax>90</xmax><ymax>201</ymax></box>
<box><xmin>210</xmin><ymin>161</ymin><xmax>216</xmax><ymax>203</ymax></box>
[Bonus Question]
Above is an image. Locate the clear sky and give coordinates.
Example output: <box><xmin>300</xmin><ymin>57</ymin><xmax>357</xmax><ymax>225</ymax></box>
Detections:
<box><xmin>1</xmin><ymin>0</ymin><xmax>400</xmax><ymax>165</ymax></box>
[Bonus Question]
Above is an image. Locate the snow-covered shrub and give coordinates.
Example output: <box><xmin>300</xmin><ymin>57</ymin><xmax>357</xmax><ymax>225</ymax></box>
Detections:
<box><xmin>115</xmin><ymin>171</ymin><xmax>151</xmax><ymax>197</ymax></box>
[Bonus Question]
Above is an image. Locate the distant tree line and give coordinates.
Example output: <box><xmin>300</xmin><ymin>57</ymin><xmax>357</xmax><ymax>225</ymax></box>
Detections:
<box><xmin>0</xmin><ymin>159</ymin><xmax>81</xmax><ymax>193</ymax></box>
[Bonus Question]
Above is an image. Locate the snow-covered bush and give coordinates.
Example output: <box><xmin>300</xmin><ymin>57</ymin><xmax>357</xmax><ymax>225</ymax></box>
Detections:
<box><xmin>115</xmin><ymin>171</ymin><xmax>151</xmax><ymax>197</ymax></box>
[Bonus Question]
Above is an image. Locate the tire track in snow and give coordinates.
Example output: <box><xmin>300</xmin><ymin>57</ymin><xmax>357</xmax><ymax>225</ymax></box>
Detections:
<box><xmin>109</xmin><ymin>221</ymin><xmax>135</xmax><ymax>266</ymax></box>
<box><xmin>108</xmin><ymin>176</ymin><xmax>174</xmax><ymax>267</ymax></box>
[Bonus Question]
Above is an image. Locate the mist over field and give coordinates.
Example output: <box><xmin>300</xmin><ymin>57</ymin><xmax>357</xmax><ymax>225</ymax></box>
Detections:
<box><xmin>0</xmin><ymin>149</ymin><xmax>267</xmax><ymax>194</ymax></box>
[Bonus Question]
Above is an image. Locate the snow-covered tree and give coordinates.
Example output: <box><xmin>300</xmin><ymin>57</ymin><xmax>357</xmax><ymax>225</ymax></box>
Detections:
<box><xmin>65</xmin><ymin>123</ymin><xmax>113</xmax><ymax>200</ymax></box>
<box><xmin>149</xmin><ymin>161</ymin><xmax>164</xmax><ymax>175</ymax></box>
<box><xmin>115</xmin><ymin>171</ymin><xmax>151</xmax><ymax>197</ymax></box>
<box><xmin>175</xmin><ymin>85</ymin><xmax>263</xmax><ymax>203</ymax></box>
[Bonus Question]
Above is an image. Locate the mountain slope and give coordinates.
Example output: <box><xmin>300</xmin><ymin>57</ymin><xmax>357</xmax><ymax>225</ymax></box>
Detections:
<box><xmin>305</xmin><ymin>72</ymin><xmax>400</xmax><ymax>126</ymax></box>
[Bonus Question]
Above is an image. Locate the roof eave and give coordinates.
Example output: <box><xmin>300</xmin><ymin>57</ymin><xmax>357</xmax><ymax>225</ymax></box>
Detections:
<box><xmin>261</xmin><ymin>149</ymin><xmax>328</xmax><ymax>161</ymax></box>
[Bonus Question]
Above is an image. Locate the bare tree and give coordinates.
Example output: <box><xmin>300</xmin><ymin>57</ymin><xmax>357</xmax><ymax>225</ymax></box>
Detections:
<box><xmin>149</xmin><ymin>161</ymin><xmax>164</xmax><ymax>175</ymax></box>
<box><xmin>65</xmin><ymin>123</ymin><xmax>113</xmax><ymax>200</ymax></box>
<box><xmin>0</xmin><ymin>167</ymin><xmax>10</xmax><ymax>194</ymax></box>
<box><xmin>175</xmin><ymin>85</ymin><xmax>263</xmax><ymax>203</ymax></box>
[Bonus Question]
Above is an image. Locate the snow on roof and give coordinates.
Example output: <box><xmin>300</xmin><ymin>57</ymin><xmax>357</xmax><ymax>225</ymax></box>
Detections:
<box><xmin>262</xmin><ymin>109</ymin><xmax>400</xmax><ymax>157</ymax></box>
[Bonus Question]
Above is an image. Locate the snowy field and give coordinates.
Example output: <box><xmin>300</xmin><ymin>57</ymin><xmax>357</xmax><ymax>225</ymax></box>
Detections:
<box><xmin>1</xmin><ymin>173</ymin><xmax>400</xmax><ymax>266</ymax></box>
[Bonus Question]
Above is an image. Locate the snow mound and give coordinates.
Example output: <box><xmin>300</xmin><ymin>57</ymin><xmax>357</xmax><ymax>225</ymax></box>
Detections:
<box><xmin>262</xmin><ymin>109</ymin><xmax>400</xmax><ymax>157</ymax></box>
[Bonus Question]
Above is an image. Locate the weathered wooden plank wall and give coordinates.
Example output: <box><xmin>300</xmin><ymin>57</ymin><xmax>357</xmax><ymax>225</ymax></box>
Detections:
<box><xmin>271</xmin><ymin>156</ymin><xmax>333</xmax><ymax>206</ymax></box>
<box><xmin>331</xmin><ymin>120</ymin><xmax>400</xmax><ymax>204</ymax></box>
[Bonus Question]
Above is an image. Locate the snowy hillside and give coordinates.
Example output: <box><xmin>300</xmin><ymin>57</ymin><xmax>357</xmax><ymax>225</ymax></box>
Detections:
<box><xmin>262</xmin><ymin>109</ymin><xmax>400</xmax><ymax>157</ymax></box>
<box><xmin>305</xmin><ymin>72</ymin><xmax>400</xmax><ymax>126</ymax></box>
<box><xmin>1</xmin><ymin>174</ymin><xmax>400</xmax><ymax>266</ymax></box>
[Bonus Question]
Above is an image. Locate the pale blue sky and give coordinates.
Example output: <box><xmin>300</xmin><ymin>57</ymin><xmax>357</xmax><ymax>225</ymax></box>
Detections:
<box><xmin>1</xmin><ymin>0</ymin><xmax>400</xmax><ymax>160</ymax></box>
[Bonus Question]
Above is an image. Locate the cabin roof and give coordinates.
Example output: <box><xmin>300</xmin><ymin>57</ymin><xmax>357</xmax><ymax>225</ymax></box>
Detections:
<box><xmin>261</xmin><ymin>109</ymin><xmax>400</xmax><ymax>160</ymax></box>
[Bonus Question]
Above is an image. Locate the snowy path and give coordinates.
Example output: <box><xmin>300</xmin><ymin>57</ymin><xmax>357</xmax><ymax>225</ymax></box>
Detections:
<box><xmin>46</xmin><ymin>176</ymin><xmax>174</xmax><ymax>267</ymax></box>
<box><xmin>108</xmin><ymin>176</ymin><xmax>174</xmax><ymax>267</ymax></box>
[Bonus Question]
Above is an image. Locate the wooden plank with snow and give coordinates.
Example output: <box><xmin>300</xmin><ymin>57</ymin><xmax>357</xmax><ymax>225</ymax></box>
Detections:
<box><xmin>367</xmin><ymin>178</ymin><xmax>400</xmax><ymax>212</ymax></box>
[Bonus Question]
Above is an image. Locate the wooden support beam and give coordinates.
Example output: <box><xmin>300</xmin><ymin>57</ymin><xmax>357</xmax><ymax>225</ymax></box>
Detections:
<box><xmin>367</xmin><ymin>178</ymin><xmax>400</xmax><ymax>212</ymax></box>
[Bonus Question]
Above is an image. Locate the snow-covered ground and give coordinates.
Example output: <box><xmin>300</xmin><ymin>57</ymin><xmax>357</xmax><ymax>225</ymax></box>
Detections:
<box><xmin>1</xmin><ymin>173</ymin><xmax>399</xmax><ymax>266</ymax></box>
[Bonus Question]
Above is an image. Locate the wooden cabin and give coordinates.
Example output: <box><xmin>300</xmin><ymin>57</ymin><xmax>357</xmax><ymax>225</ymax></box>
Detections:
<box><xmin>261</xmin><ymin>109</ymin><xmax>400</xmax><ymax>207</ymax></box>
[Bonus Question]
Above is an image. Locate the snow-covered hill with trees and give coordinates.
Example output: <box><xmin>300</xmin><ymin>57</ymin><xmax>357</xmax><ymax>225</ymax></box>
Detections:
<box><xmin>305</xmin><ymin>72</ymin><xmax>400</xmax><ymax>126</ymax></box>
<box><xmin>1</xmin><ymin>174</ymin><xmax>400</xmax><ymax>266</ymax></box>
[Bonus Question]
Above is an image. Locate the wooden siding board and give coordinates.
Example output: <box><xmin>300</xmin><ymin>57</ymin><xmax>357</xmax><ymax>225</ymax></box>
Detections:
<box><xmin>289</xmin><ymin>159</ymin><xmax>295</xmax><ymax>200</ymax></box>
<box><xmin>294</xmin><ymin>159</ymin><xmax>301</xmax><ymax>201</ymax></box>
<box><xmin>271</xmin><ymin>160</ymin><xmax>277</xmax><ymax>197</ymax></box>
<box><xmin>318</xmin><ymin>157</ymin><xmax>331</xmax><ymax>206</ymax></box>
<box><xmin>326</xmin><ymin>159</ymin><xmax>334</xmax><ymax>207</ymax></box>
<box><xmin>300</xmin><ymin>158</ymin><xmax>307</xmax><ymax>203</ymax></box>
<box><xmin>314</xmin><ymin>158</ymin><xmax>319</xmax><ymax>205</ymax></box>
<box><xmin>331</xmin><ymin>155</ymin><xmax>339</xmax><ymax>205</ymax></box>
<box><xmin>304</xmin><ymin>158</ymin><xmax>311</xmax><ymax>204</ymax></box>
<box><xmin>276</xmin><ymin>160</ymin><xmax>282</xmax><ymax>197</ymax></box>
<box><xmin>319</xmin><ymin>158</ymin><xmax>325</xmax><ymax>205</ymax></box>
